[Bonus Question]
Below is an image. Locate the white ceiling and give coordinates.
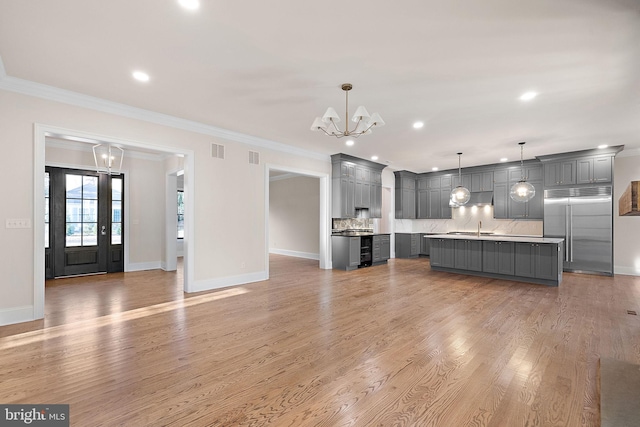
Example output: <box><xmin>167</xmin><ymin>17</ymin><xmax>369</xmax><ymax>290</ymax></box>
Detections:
<box><xmin>1</xmin><ymin>0</ymin><xmax>639</xmax><ymax>172</ymax></box>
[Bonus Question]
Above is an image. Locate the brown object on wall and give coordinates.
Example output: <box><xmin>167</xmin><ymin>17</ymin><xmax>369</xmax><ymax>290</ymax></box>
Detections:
<box><xmin>619</xmin><ymin>181</ymin><xmax>640</xmax><ymax>216</ymax></box>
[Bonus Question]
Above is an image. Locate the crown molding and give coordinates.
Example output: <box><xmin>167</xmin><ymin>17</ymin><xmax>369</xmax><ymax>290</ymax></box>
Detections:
<box><xmin>46</xmin><ymin>138</ymin><xmax>167</xmax><ymax>162</ymax></box>
<box><xmin>0</xmin><ymin>56</ymin><xmax>329</xmax><ymax>163</ymax></box>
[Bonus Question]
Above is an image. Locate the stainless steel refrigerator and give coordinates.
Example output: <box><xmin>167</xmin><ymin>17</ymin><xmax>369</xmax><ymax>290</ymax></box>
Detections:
<box><xmin>543</xmin><ymin>186</ymin><xmax>613</xmax><ymax>275</ymax></box>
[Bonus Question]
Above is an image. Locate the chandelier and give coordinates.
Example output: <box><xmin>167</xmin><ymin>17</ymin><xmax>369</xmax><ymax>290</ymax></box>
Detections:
<box><xmin>510</xmin><ymin>141</ymin><xmax>535</xmax><ymax>202</ymax></box>
<box><xmin>92</xmin><ymin>144</ymin><xmax>124</xmax><ymax>175</ymax></box>
<box><xmin>310</xmin><ymin>83</ymin><xmax>385</xmax><ymax>138</ymax></box>
<box><xmin>450</xmin><ymin>152</ymin><xmax>471</xmax><ymax>206</ymax></box>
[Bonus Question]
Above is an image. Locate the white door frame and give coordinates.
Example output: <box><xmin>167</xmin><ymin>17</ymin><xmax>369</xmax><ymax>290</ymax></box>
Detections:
<box><xmin>264</xmin><ymin>164</ymin><xmax>331</xmax><ymax>276</ymax></box>
<box><xmin>33</xmin><ymin>123</ymin><xmax>196</xmax><ymax>319</ymax></box>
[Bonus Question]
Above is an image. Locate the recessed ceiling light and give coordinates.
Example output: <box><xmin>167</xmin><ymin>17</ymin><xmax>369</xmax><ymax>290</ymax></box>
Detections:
<box><xmin>178</xmin><ymin>0</ymin><xmax>200</xmax><ymax>10</ymax></box>
<box><xmin>371</xmin><ymin>155</ymin><xmax>379</xmax><ymax>161</ymax></box>
<box><xmin>519</xmin><ymin>91</ymin><xmax>538</xmax><ymax>101</ymax></box>
<box><xmin>598</xmin><ymin>144</ymin><xmax>608</xmax><ymax>149</ymax></box>
<box><xmin>413</xmin><ymin>121</ymin><xmax>424</xmax><ymax>129</ymax></box>
<box><xmin>500</xmin><ymin>158</ymin><xmax>508</xmax><ymax>162</ymax></box>
<box><xmin>345</xmin><ymin>140</ymin><xmax>354</xmax><ymax>146</ymax></box>
<box><xmin>432</xmin><ymin>167</ymin><xmax>438</xmax><ymax>171</ymax></box>
<box><xmin>132</xmin><ymin>71</ymin><xmax>150</xmax><ymax>82</ymax></box>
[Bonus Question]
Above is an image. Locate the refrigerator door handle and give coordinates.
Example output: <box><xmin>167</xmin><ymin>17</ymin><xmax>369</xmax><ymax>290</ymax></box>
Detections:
<box><xmin>565</xmin><ymin>205</ymin><xmax>570</xmax><ymax>262</ymax></box>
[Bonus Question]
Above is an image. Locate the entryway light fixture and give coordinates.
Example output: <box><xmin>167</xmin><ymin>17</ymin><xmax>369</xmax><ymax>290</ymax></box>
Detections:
<box><xmin>311</xmin><ymin>83</ymin><xmax>385</xmax><ymax>138</ymax></box>
<box><xmin>450</xmin><ymin>152</ymin><xmax>470</xmax><ymax>206</ymax></box>
<box><xmin>92</xmin><ymin>144</ymin><xmax>124</xmax><ymax>175</ymax></box>
<box><xmin>510</xmin><ymin>142</ymin><xmax>535</xmax><ymax>202</ymax></box>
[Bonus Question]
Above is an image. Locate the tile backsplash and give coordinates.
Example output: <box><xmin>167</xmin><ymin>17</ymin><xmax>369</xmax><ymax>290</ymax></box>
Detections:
<box><xmin>395</xmin><ymin>205</ymin><xmax>543</xmax><ymax>236</ymax></box>
<box><xmin>332</xmin><ymin>218</ymin><xmax>373</xmax><ymax>231</ymax></box>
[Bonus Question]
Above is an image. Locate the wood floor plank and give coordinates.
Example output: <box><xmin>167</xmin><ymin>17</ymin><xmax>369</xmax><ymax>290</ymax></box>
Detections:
<box><xmin>1</xmin><ymin>256</ymin><xmax>639</xmax><ymax>426</ymax></box>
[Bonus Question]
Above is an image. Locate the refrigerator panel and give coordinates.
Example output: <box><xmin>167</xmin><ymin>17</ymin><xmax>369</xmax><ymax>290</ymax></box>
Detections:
<box><xmin>543</xmin><ymin>197</ymin><xmax>569</xmax><ymax>265</ymax></box>
<box><xmin>568</xmin><ymin>196</ymin><xmax>613</xmax><ymax>274</ymax></box>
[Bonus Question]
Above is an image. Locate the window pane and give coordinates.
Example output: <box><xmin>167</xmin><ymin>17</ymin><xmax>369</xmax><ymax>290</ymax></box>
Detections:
<box><xmin>83</xmin><ymin>176</ymin><xmax>98</xmax><ymax>199</ymax></box>
<box><xmin>45</xmin><ymin>223</ymin><xmax>49</xmax><ymax>248</ymax></box>
<box><xmin>66</xmin><ymin>174</ymin><xmax>82</xmax><ymax>199</ymax></box>
<box><xmin>112</xmin><ymin>201</ymin><xmax>121</xmax><ymax>222</ymax></box>
<box><xmin>66</xmin><ymin>199</ymin><xmax>82</xmax><ymax>222</ymax></box>
<box><xmin>45</xmin><ymin>201</ymin><xmax>49</xmax><ymax>223</ymax></box>
<box><xmin>82</xmin><ymin>199</ymin><xmax>98</xmax><ymax>222</ymax></box>
<box><xmin>177</xmin><ymin>190</ymin><xmax>184</xmax><ymax>238</ymax></box>
<box><xmin>112</xmin><ymin>178</ymin><xmax>122</xmax><ymax>201</ymax></box>
<box><xmin>45</xmin><ymin>173</ymin><xmax>50</xmax><ymax>198</ymax></box>
<box><xmin>112</xmin><ymin>223</ymin><xmax>122</xmax><ymax>245</ymax></box>
<box><xmin>83</xmin><ymin>223</ymin><xmax>97</xmax><ymax>246</ymax></box>
<box><xmin>66</xmin><ymin>223</ymin><xmax>82</xmax><ymax>247</ymax></box>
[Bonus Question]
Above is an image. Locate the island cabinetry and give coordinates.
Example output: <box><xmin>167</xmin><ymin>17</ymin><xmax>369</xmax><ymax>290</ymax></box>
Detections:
<box><xmin>482</xmin><ymin>241</ymin><xmax>515</xmax><ymax>275</ymax></box>
<box><xmin>395</xmin><ymin>233</ymin><xmax>420</xmax><ymax>258</ymax></box>
<box><xmin>372</xmin><ymin>234</ymin><xmax>390</xmax><ymax>264</ymax></box>
<box><xmin>429</xmin><ymin>238</ymin><xmax>455</xmax><ymax>268</ymax></box>
<box><xmin>514</xmin><ymin>242</ymin><xmax>560</xmax><ymax>281</ymax></box>
<box><xmin>454</xmin><ymin>239</ymin><xmax>482</xmax><ymax>272</ymax></box>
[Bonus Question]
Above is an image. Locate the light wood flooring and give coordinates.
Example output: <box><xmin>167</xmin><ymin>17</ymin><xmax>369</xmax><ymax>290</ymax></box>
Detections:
<box><xmin>1</xmin><ymin>255</ymin><xmax>639</xmax><ymax>426</ymax></box>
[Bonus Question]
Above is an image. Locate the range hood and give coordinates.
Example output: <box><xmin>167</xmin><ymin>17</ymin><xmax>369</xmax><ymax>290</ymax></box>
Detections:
<box><xmin>451</xmin><ymin>191</ymin><xmax>493</xmax><ymax>207</ymax></box>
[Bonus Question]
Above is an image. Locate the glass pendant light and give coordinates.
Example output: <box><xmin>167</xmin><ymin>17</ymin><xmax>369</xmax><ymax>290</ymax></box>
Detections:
<box><xmin>510</xmin><ymin>142</ymin><xmax>535</xmax><ymax>202</ymax></box>
<box><xmin>450</xmin><ymin>152</ymin><xmax>470</xmax><ymax>206</ymax></box>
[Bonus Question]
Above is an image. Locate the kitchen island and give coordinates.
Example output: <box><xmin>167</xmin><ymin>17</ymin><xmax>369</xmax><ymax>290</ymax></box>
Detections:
<box><xmin>427</xmin><ymin>234</ymin><xmax>564</xmax><ymax>286</ymax></box>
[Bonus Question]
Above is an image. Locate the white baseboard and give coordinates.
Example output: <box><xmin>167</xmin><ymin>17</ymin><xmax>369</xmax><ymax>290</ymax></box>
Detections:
<box><xmin>269</xmin><ymin>248</ymin><xmax>320</xmax><ymax>261</ymax></box>
<box><xmin>0</xmin><ymin>305</ymin><xmax>36</xmax><ymax>326</ymax></box>
<box><xmin>126</xmin><ymin>261</ymin><xmax>162</xmax><ymax>272</ymax></box>
<box><xmin>614</xmin><ymin>266</ymin><xmax>640</xmax><ymax>276</ymax></box>
<box><xmin>189</xmin><ymin>270</ymin><xmax>268</xmax><ymax>293</ymax></box>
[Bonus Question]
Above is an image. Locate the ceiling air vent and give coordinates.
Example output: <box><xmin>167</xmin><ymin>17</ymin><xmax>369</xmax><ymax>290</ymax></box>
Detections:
<box><xmin>211</xmin><ymin>143</ymin><xmax>225</xmax><ymax>159</ymax></box>
<box><xmin>249</xmin><ymin>151</ymin><xmax>260</xmax><ymax>165</ymax></box>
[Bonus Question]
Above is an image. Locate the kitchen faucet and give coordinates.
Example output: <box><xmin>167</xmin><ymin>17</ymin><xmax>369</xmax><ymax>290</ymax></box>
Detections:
<box><xmin>477</xmin><ymin>221</ymin><xmax>482</xmax><ymax>237</ymax></box>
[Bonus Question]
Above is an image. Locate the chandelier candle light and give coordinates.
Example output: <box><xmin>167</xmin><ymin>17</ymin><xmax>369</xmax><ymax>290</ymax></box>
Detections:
<box><xmin>92</xmin><ymin>144</ymin><xmax>124</xmax><ymax>176</ymax></box>
<box><xmin>310</xmin><ymin>83</ymin><xmax>385</xmax><ymax>138</ymax></box>
<box><xmin>510</xmin><ymin>141</ymin><xmax>535</xmax><ymax>202</ymax></box>
<box><xmin>450</xmin><ymin>152</ymin><xmax>471</xmax><ymax>206</ymax></box>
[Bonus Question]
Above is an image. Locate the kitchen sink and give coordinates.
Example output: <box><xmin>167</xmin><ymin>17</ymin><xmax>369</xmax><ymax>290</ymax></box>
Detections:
<box><xmin>446</xmin><ymin>231</ymin><xmax>494</xmax><ymax>236</ymax></box>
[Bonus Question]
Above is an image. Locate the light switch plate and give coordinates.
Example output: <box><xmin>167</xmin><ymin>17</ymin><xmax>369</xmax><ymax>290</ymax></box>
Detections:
<box><xmin>6</xmin><ymin>218</ymin><xmax>32</xmax><ymax>228</ymax></box>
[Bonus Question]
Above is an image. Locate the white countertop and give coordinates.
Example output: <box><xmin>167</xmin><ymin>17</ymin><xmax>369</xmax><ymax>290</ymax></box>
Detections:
<box><xmin>424</xmin><ymin>234</ymin><xmax>564</xmax><ymax>244</ymax></box>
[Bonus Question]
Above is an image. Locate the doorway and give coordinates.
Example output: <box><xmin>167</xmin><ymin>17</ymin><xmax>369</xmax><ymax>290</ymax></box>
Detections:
<box><xmin>45</xmin><ymin>166</ymin><xmax>124</xmax><ymax>278</ymax></box>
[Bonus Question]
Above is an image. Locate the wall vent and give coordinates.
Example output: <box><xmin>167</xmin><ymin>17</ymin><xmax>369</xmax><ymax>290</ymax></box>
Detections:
<box><xmin>249</xmin><ymin>151</ymin><xmax>260</xmax><ymax>165</ymax></box>
<box><xmin>211</xmin><ymin>143</ymin><xmax>225</xmax><ymax>159</ymax></box>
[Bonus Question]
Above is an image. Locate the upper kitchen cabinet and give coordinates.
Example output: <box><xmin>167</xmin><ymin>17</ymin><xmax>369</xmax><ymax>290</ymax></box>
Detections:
<box><xmin>471</xmin><ymin>171</ymin><xmax>493</xmax><ymax>192</ymax></box>
<box><xmin>538</xmin><ymin>146</ymin><xmax>623</xmax><ymax>189</ymax></box>
<box><xmin>493</xmin><ymin>162</ymin><xmax>543</xmax><ymax>220</ymax></box>
<box><xmin>395</xmin><ymin>171</ymin><xmax>417</xmax><ymax>219</ymax></box>
<box><xmin>451</xmin><ymin>173</ymin><xmax>472</xmax><ymax>190</ymax></box>
<box><xmin>331</xmin><ymin>154</ymin><xmax>386</xmax><ymax>218</ymax></box>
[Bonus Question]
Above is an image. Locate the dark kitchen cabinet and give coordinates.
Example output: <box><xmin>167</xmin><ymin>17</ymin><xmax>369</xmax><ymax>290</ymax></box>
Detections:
<box><xmin>514</xmin><ymin>242</ymin><xmax>558</xmax><ymax>280</ymax></box>
<box><xmin>451</xmin><ymin>173</ymin><xmax>472</xmax><ymax>190</ymax></box>
<box><xmin>494</xmin><ymin>165</ymin><xmax>543</xmax><ymax>220</ymax></box>
<box><xmin>395</xmin><ymin>171</ymin><xmax>417</xmax><ymax>219</ymax></box>
<box><xmin>395</xmin><ymin>233</ymin><xmax>420</xmax><ymax>258</ymax></box>
<box><xmin>372</xmin><ymin>234</ymin><xmax>390</xmax><ymax>263</ymax></box>
<box><xmin>355</xmin><ymin>166</ymin><xmax>371</xmax><ymax>208</ymax></box>
<box><xmin>509</xmin><ymin>165</ymin><xmax>543</xmax><ymax>182</ymax></box>
<box><xmin>429</xmin><ymin>238</ymin><xmax>455</xmax><ymax>268</ymax></box>
<box><xmin>420</xmin><ymin>236</ymin><xmax>431</xmax><ymax>256</ymax></box>
<box><xmin>454</xmin><ymin>239</ymin><xmax>482</xmax><ymax>272</ymax></box>
<box><xmin>577</xmin><ymin>156</ymin><xmax>612</xmax><ymax>184</ymax></box>
<box><xmin>482</xmin><ymin>241</ymin><xmax>515</xmax><ymax>275</ymax></box>
<box><xmin>471</xmin><ymin>172</ymin><xmax>494</xmax><ymax>192</ymax></box>
<box><xmin>331</xmin><ymin>236</ymin><xmax>361</xmax><ymax>271</ymax></box>
<box><xmin>493</xmin><ymin>182</ymin><xmax>509</xmax><ymax>219</ymax></box>
<box><xmin>332</xmin><ymin>154</ymin><xmax>386</xmax><ymax>218</ymax></box>
<box><xmin>508</xmin><ymin>180</ymin><xmax>543</xmax><ymax>219</ymax></box>
<box><xmin>544</xmin><ymin>160</ymin><xmax>576</xmax><ymax>187</ymax></box>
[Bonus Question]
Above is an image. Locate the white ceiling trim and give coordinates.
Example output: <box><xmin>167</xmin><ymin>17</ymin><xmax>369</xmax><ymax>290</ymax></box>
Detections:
<box><xmin>45</xmin><ymin>138</ymin><xmax>167</xmax><ymax>162</ymax></box>
<box><xmin>0</xmin><ymin>56</ymin><xmax>329</xmax><ymax>163</ymax></box>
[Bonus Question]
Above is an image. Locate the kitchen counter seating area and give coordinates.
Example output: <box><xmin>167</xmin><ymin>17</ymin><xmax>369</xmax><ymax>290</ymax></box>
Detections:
<box><xmin>427</xmin><ymin>234</ymin><xmax>564</xmax><ymax>286</ymax></box>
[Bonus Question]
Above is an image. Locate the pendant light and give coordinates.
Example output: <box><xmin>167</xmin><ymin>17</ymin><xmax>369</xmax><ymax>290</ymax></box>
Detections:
<box><xmin>510</xmin><ymin>142</ymin><xmax>535</xmax><ymax>202</ymax></box>
<box><xmin>450</xmin><ymin>152</ymin><xmax>470</xmax><ymax>206</ymax></box>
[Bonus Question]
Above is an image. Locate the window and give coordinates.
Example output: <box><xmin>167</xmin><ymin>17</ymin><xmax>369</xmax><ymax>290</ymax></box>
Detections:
<box><xmin>65</xmin><ymin>174</ymin><xmax>98</xmax><ymax>247</ymax></box>
<box><xmin>45</xmin><ymin>172</ymin><xmax>50</xmax><ymax>248</ymax></box>
<box><xmin>112</xmin><ymin>178</ymin><xmax>122</xmax><ymax>245</ymax></box>
<box><xmin>177</xmin><ymin>190</ymin><xmax>184</xmax><ymax>239</ymax></box>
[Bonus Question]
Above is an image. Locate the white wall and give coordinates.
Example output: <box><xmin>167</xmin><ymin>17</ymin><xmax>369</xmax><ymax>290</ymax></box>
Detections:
<box><xmin>0</xmin><ymin>89</ymin><xmax>330</xmax><ymax>325</ymax></box>
<box><xmin>613</xmin><ymin>152</ymin><xmax>640</xmax><ymax>275</ymax></box>
<box><xmin>269</xmin><ymin>176</ymin><xmax>320</xmax><ymax>259</ymax></box>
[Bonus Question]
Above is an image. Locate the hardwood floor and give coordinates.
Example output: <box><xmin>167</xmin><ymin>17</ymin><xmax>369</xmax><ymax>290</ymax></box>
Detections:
<box><xmin>1</xmin><ymin>256</ymin><xmax>639</xmax><ymax>426</ymax></box>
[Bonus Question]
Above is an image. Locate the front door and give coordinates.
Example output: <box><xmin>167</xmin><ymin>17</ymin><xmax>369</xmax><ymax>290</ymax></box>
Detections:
<box><xmin>45</xmin><ymin>167</ymin><xmax>124</xmax><ymax>278</ymax></box>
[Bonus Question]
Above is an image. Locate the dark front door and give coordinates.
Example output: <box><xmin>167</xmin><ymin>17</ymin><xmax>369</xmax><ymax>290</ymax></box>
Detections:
<box><xmin>45</xmin><ymin>167</ymin><xmax>124</xmax><ymax>278</ymax></box>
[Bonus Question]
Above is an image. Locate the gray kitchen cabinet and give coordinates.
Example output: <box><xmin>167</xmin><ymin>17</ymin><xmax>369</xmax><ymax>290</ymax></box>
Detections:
<box><xmin>372</xmin><ymin>234</ymin><xmax>391</xmax><ymax>263</ymax></box>
<box><xmin>454</xmin><ymin>239</ymin><xmax>482</xmax><ymax>272</ymax></box>
<box><xmin>493</xmin><ymin>182</ymin><xmax>509</xmax><ymax>219</ymax></box>
<box><xmin>420</xmin><ymin>236</ymin><xmax>431</xmax><ymax>256</ymax></box>
<box><xmin>331</xmin><ymin>236</ymin><xmax>361</xmax><ymax>271</ymax></box>
<box><xmin>508</xmin><ymin>180</ymin><xmax>543</xmax><ymax>219</ymax></box>
<box><xmin>514</xmin><ymin>242</ymin><xmax>559</xmax><ymax>280</ymax></box>
<box><xmin>355</xmin><ymin>166</ymin><xmax>371</xmax><ymax>208</ymax></box>
<box><xmin>482</xmin><ymin>241</ymin><xmax>515</xmax><ymax>275</ymax></box>
<box><xmin>440</xmin><ymin>188</ymin><xmax>452</xmax><ymax>219</ymax></box>
<box><xmin>428</xmin><ymin>176</ymin><xmax>441</xmax><ymax>189</ymax></box>
<box><xmin>429</xmin><ymin>189</ymin><xmax>441</xmax><ymax>218</ymax></box>
<box><xmin>577</xmin><ymin>156</ymin><xmax>612</xmax><ymax>184</ymax></box>
<box><xmin>471</xmin><ymin>171</ymin><xmax>494</xmax><ymax>192</ymax></box>
<box><xmin>544</xmin><ymin>160</ymin><xmax>576</xmax><ymax>187</ymax></box>
<box><xmin>429</xmin><ymin>238</ymin><xmax>455</xmax><ymax>268</ymax></box>
<box><xmin>332</xmin><ymin>154</ymin><xmax>386</xmax><ymax>219</ymax></box>
<box><xmin>451</xmin><ymin>173</ymin><xmax>472</xmax><ymax>190</ymax></box>
<box><xmin>370</xmin><ymin>182</ymin><xmax>382</xmax><ymax>218</ymax></box>
<box><xmin>395</xmin><ymin>233</ymin><xmax>420</xmax><ymax>258</ymax></box>
<box><xmin>417</xmin><ymin>189</ymin><xmax>429</xmax><ymax>219</ymax></box>
<box><xmin>395</xmin><ymin>171</ymin><xmax>417</xmax><ymax>219</ymax></box>
<box><xmin>509</xmin><ymin>165</ymin><xmax>543</xmax><ymax>182</ymax></box>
